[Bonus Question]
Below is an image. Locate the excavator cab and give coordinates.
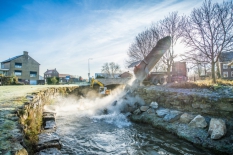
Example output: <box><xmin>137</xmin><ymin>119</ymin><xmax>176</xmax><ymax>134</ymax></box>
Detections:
<box><xmin>99</xmin><ymin>87</ymin><xmax>111</xmax><ymax>95</ymax></box>
<box><xmin>90</xmin><ymin>78</ymin><xmax>111</xmax><ymax>95</ymax></box>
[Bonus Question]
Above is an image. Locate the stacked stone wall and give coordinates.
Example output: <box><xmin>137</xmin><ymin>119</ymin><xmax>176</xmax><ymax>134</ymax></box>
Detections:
<box><xmin>133</xmin><ymin>87</ymin><xmax>233</xmax><ymax>118</ymax></box>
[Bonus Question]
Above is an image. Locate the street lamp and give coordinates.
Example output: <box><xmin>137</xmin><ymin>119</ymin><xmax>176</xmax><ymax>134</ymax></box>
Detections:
<box><xmin>88</xmin><ymin>58</ymin><xmax>93</xmax><ymax>82</ymax></box>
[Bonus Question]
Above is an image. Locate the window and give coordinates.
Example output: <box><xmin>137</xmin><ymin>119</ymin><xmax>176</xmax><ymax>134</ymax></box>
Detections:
<box><xmin>30</xmin><ymin>71</ymin><xmax>37</xmax><ymax>77</ymax></box>
<box><xmin>231</xmin><ymin>65</ymin><xmax>233</xmax><ymax>69</ymax></box>
<box><xmin>15</xmin><ymin>70</ymin><xmax>22</xmax><ymax>76</ymax></box>
<box><xmin>15</xmin><ymin>63</ymin><xmax>22</xmax><ymax>68</ymax></box>
<box><xmin>223</xmin><ymin>64</ymin><xmax>228</xmax><ymax>69</ymax></box>
<box><xmin>223</xmin><ymin>72</ymin><xmax>228</xmax><ymax>78</ymax></box>
<box><xmin>232</xmin><ymin>71</ymin><xmax>233</xmax><ymax>77</ymax></box>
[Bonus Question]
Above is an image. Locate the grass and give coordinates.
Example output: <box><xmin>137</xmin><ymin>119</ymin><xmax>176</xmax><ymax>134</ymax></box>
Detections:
<box><xmin>0</xmin><ymin>85</ymin><xmax>78</xmax><ymax>104</ymax></box>
<box><xmin>169</xmin><ymin>79</ymin><xmax>233</xmax><ymax>89</ymax></box>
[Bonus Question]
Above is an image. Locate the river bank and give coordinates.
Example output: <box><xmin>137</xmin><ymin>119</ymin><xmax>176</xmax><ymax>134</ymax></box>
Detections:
<box><xmin>0</xmin><ymin>85</ymin><xmax>79</xmax><ymax>154</ymax></box>
<box><xmin>128</xmin><ymin>85</ymin><xmax>233</xmax><ymax>154</ymax></box>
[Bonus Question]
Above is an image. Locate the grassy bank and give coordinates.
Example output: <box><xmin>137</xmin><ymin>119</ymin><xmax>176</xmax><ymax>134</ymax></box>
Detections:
<box><xmin>0</xmin><ymin>85</ymin><xmax>78</xmax><ymax>105</ymax></box>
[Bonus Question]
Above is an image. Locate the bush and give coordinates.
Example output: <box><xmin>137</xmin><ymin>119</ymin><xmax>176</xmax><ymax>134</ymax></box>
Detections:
<box><xmin>46</xmin><ymin>77</ymin><xmax>59</xmax><ymax>85</ymax></box>
<box><xmin>1</xmin><ymin>75</ymin><xmax>20</xmax><ymax>85</ymax></box>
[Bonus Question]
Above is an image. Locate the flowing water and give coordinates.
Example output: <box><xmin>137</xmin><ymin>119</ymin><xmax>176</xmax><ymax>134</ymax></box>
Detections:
<box><xmin>51</xmin><ymin>91</ymin><xmax>214</xmax><ymax>155</ymax></box>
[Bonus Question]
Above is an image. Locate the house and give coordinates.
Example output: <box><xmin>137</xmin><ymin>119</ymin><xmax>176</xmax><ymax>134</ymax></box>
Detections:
<box><xmin>59</xmin><ymin>74</ymin><xmax>75</xmax><ymax>83</ymax></box>
<box><xmin>1</xmin><ymin>51</ymin><xmax>40</xmax><ymax>85</ymax></box>
<box><xmin>44</xmin><ymin>68</ymin><xmax>59</xmax><ymax>78</ymax></box>
<box><xmin>118</xmin><ymin>71</ymin><xmax>132</xmax><ymax>78</ymax></box>
<box><xmin>219</xmin><ymin>52</ymin><xmax>233</xmax><ymax>79</ymax></box>
<box><xmin>171</xmin><ymin>61</ymin><xmax>188</xmax><ymax>82</ymax></box>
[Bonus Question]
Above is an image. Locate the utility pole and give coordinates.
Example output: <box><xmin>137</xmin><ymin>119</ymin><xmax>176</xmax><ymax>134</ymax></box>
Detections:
<box><xmin>88</xmin><ymin>58</ymin><xmax>92</xmax><ymax>82</ymax></box>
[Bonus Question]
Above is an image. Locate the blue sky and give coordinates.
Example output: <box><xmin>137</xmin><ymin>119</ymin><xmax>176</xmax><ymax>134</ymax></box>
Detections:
<box><xmin>0</xmin><ymin>0</ymin><xmax>221</xmax><ymax>78</ymax></box>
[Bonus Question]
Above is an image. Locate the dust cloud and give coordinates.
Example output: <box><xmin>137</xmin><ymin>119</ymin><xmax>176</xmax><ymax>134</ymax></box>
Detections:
<box><xmin>44</xmin><ymin>78</ymin><xmax>144</xmax><ymax>128</ymax></box>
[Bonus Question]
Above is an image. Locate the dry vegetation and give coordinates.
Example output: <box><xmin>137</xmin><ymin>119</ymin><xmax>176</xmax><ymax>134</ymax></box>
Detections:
<box><xmin>169</xmin><ymin>79</ymin><xmax>233</xmax><ymax>89</ymax></box>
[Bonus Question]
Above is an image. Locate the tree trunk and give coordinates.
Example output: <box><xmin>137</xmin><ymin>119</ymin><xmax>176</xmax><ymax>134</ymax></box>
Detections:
<box><xmin>211</xmin><ymin>62</ymin><xmax>216</xmax><ymax>83</ymax></box>
<box><xmin>216</xmin><ymin>62</ymin><xmax>221</xmax><ymax>79</ymax></box>
<box><xmin>167</xmin><ymin>65</ymin><xmax>171</xmax><ymax>83</ymax></box>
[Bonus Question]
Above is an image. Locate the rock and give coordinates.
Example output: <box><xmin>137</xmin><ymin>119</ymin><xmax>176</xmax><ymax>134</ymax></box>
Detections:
<box><xmin>147</xmin><ymin>108</ymin><xmax>155</xmax><ymax>114</ymax></box>
<box><xmin>150</xmin><ymin>102</ymin><xmax>158</xmax><ymax>109</ymax></box>
<box><xmin>127</xmin><ymin>106</ymin><xmax>137</xmax><ymax>113</ymax></box>
<box><xmin>180</xmin><ymin>113</ymin><xmax>194</xmax><ymax>124</ymax></box>
<box><xmin>37</xmin><ymin>132</ymin><xmax>61</xmax><ymax>151</ymax></box>
<box><xmin>156</xmin><ymin>109</ymin><xmax>169</xmax><ymax>118</ymax></box>
<box><xmin>200</xmin><ymin>104</ymin><xmax>211</xmax><ymax>109</ymax></box>
<box><xmin>37</xmin><ymin>148</ymin><xmax>62</xmax><ymax>155</ymax></box>
<box><xmin>208</xmin><ymin>118</ymin><xmax>226</xmax><ymax>140</ymax></box>
<box><xmin>133</xmin><ymin>109</ymin><xmax>141</xmax><ymax>115</ymax></box>
<box><xmin>170</xmin><ymin>101</ymin><xmax>180</xmax><ymax>105</ymax></box>
<box><xmin>44</xmin><ymin>120</ymin><xmax>56</xmax><ymax>130</ymax></box>
<box><xmin>140</xmin><ymin>106</ymin><xmax>149</xmax><ymax>112</ymax></box>
<box><xmin>192</xmin><ymin>103</ymin><xmax>200</xmax><ymax>109</ymax></box>
<box><xmin>112</xmin><ymin>100</ymin><xmax>117</xmax><ymax>106</ymax></box>
<box><xmin>189</xmin><ymin>115</ymin><xmax>207</xmax><ymax>128</ymax></box>
<box><xmin>43</xmin><ymin>112</ymin><xmax>56</xmax><ymax>122</ymax></box>
<box><xmin>163</xmin><ymin>110</ymin><xmax>182</xmax><ymax>123</ymax></box>
<box><xmin>219</xmin><ymin>103</ymin><xmax>233</xmax><ymax>112</ymax></box>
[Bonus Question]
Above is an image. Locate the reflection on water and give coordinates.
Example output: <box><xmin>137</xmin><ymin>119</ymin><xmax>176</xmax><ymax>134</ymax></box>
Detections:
<box><xmin>56</xmin><ymin>113</ymin><xmax>214</xmax><ymax>155</ymax></box>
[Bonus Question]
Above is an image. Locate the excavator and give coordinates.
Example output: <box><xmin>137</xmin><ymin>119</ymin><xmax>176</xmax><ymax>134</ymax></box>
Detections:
<box><xmin>90</xmin><ymin>78</ymin><xmax>111</xmax><ymax>95</ymax></box>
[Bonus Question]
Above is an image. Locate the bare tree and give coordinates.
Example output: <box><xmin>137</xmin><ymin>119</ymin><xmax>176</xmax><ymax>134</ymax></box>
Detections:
<box><xmin>101</xmin><ymin>62</ymin><xmax>121</xmax><ymax>78</ymax></box>
<box><xmin>126</xmin><ymin>12</ymin><xmax>183</xmax><ymax>83</ymax></box>
<box><xmin>181</xmin><ymin>0</ymin><xmax>233</xmax><ymax>83</ymax></box>
<box><xmin>126</xmin><ymin>29</ymin><xmax>159</xmax><ymax>65</ymax></box>
<box><xmin>154</xmin><ymin>12</ymin><xmax>184</xmax><ymax>82</ymax></box>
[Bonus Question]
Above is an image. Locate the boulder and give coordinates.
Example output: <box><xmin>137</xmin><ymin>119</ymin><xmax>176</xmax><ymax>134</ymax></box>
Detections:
<box><xmin>150</xmin><ymin>102</ymin><xmax>158</xmax><ymax>109</ymax></box>
<box><xmin>208</xmin><ymin>118</ymin><xmax>226</xmax><ymax>140</ymax></box>
<box><xmin>156</xmin><ymin>109</ymin><xmax>169</xmax><ymax>118</ymax></box>
<box><xmin>163</xmin><ymin>110</ymin><xmax>182</xmax><ymax>123</ymax></box>
<box><xmin>140</xmin><ymin>106</ymin><xmax>149</xmax><ymax>112</ymax></box>
<box><xmin>180</xmin><ymin>113</ymin><xmax>195</xmax><ymax>124</ymax></box>
<box><xmin>133</xmin><ymin>109</ymin><xmax>141</xmax><ymax>115</ymax></box>
<box><xmin>147</xmin><ymin>108</ymin><xmax>155</xmax><ymax>114</ymax></box>
<box><xmin>189</xmin><ymin>115</ymin><xmax>207</xmax><ymax>128</ymax></box>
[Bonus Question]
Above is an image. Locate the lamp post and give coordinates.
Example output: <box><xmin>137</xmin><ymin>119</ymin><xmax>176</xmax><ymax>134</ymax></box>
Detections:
<box><xmin>88</xmin><ymin>58</ymin><xmax>93</xmax><ymax>82</ymax></box>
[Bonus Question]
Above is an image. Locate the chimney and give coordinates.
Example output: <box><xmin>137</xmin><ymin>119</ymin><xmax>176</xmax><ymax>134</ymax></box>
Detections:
<box><xmin>23</xmin><ymin>51</ymin><xmax>28</xmax><ymax>55</ymax></box>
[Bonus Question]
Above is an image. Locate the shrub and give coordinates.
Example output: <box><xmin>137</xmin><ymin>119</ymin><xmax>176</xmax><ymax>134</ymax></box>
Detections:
<box><xmin>46</xmin><ymin>77</ymin><xmax>59</xmax><ymax>85</ymax></box>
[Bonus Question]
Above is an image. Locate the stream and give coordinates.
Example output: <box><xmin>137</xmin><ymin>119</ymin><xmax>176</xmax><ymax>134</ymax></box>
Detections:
<box><xmin>52</xmin><ymin>93</ymin><xmax>215</xmax><ymax>155</ymax></box>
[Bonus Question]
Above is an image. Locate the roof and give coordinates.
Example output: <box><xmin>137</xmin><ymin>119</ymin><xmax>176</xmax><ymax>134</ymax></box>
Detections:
<box><xmin>44</xmin><ymin>69</ymin><xmax>57</xmax><ymax>74</ymax></box>
<box><xmin>119</xmin><ymin>71</ymin><xmax>133</xmax><ymax>77</ymax></box>
<box><xmin>1</xmin><ymin>55</ymin><xmax>23</xmax><ymax>63</ymax></box>
<box><xmin>219</xmin><ymin>52</ymin><xmax>233</xmax><ymax>62</ymax></box>
<box><xmin>128</xmin><ymin>60</ymin><xmax>141</xmax><ymax>68</ymax></box>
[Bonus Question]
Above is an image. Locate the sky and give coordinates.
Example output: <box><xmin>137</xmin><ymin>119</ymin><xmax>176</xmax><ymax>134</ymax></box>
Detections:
<box><xmin>0</xmin><ymin>0</ymin><xmax>222</xmax><ymax>79</ymax></box>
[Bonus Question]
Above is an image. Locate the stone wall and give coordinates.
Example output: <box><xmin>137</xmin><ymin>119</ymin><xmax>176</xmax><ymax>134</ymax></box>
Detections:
<box><xmin>0</xmin><ymin>86</ymin><xmax>79</xmax><ymax>155</ymax></box>
<box><xmin>132</xmin><ymin>86</ymin><xmax>233</xmax><ymax>119</ymax></box>
<box><xmin>130</xmin><ymin>86</ymin><xmax>233</xmax><ymax>154</ymax></box>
